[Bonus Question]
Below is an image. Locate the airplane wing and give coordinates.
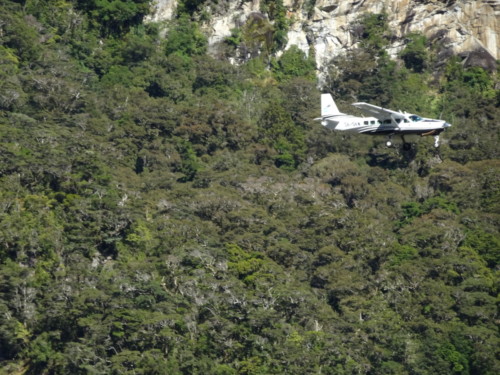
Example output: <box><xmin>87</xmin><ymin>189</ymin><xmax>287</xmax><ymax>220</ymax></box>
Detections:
<box><xmin>352</xmin><ymin>102</ymin><xmax>406</xmax><ymax>120</ymax></box>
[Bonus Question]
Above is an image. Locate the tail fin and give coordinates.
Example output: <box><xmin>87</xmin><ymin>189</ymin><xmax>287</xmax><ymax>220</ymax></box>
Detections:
<box><xmin>321</xmin><ymin>94</ymin><xmax>341</xmax><ymax>117</ymax></box>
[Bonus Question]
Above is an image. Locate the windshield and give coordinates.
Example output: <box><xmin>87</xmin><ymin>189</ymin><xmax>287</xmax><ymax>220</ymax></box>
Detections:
<box><xmin>410</xmin><ymin>115</ymin><xmax>423</xmax><ymax>122</ymax></box>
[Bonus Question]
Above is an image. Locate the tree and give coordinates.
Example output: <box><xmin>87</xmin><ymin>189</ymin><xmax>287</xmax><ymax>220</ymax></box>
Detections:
<box><xmin>165</xmin><ymin>15</ymin><xmax>207</xmax><ymax>57</ymax></box>
<box><xmin>271</xmin><ymin>45</ymin><xmax>316</xmax><ymax>82</ymax></box>
<box><xmin>175</xmin><ymin>138</ymin><xmax>201</xmax><ymax>182</ymax></box>
<box><xmin>258</xmin><ymin>101</ymin><xmax>306</xmax><ymax>170</ymax></box>
<box><xmin>75</xmin><ymin>0</ymin><xmax>151</xmax><ymax>35</ymax></box>
<box><xmin>400</xmin><ymin>33</ymin><xmax>429</xmax><ymax>73</ymax></box>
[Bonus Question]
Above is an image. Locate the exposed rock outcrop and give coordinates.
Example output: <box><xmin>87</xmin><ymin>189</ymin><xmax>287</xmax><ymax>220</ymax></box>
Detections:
<box><xmin>147</xmin><ymin>0</ymin><xmax>499</xmax><ymax>76</ymax></box>
<box><xmin>145</xmin><ymin>0</ymin><xmax>177</xmax><ymax>22</ymax></box>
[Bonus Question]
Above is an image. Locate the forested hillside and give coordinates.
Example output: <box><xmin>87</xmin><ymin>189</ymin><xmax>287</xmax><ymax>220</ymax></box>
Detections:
<box><xmin>0</xmin><ymin>1</ymin><xmax>498</xmax><ymax>374</ymax></box>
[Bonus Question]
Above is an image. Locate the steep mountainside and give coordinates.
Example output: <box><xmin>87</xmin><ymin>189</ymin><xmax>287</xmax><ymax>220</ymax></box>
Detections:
<box><xmin>0</xmin><ymin>1</ymin><xmax>498</xmax><ymax>374</ymax></box>
<box><xmin>148</xmin><ymin>0</ymin><xmax>499</xmax><ymax>78</ymax></box>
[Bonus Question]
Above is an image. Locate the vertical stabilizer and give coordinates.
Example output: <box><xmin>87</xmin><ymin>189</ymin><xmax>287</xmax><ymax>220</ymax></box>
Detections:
<box><xmin>321</xmin><ymin>94</ymin><xmax>341</xmax><ymax>117</ymax></box>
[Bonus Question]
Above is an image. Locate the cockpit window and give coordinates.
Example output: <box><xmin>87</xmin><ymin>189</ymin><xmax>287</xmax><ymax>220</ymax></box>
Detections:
<box><xmin>410</xmin><ymin>115</ymin><xmax>423</xmax><ymax>122</ymax></box>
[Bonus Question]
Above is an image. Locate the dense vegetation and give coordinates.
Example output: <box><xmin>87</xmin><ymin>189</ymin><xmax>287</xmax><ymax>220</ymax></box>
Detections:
<box><xmin>0</xmin><ymin>1</ymin><xmax>498</xmax><ymax>374</ymax></box>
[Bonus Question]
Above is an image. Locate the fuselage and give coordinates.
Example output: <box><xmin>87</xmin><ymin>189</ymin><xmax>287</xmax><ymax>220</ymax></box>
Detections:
<box><xmin>317</xmin><ymin>94</ymin><xmax>451</xmax><ymax>147</ymax></box>
<box><xmin>322</xmin><ymin>114</ymin><xmax>449</xmax><ymax>136</ymax></box>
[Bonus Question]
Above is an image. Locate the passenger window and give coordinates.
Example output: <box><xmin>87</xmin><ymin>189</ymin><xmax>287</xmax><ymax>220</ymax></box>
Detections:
<box><xmin>364</xmin><ymin>121</ymin><xmax>368</xmax><ymax>125</ymax></box>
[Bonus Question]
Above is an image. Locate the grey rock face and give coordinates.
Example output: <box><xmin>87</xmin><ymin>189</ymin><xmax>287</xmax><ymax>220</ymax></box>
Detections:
<box><xmin>147</xmin><ymin>0</ymin><xmax>499</xmax><ymax>77</ymax></box>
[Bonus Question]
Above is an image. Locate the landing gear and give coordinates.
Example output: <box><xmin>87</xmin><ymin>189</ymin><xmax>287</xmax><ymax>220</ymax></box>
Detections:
<box><xmin>384</xmin><ymin>136</ymin><xmax>411</xmax><ymax>150</ymax></box>
<box><xmin>385</xmin><ymin>136</ymin><xmax>393</xmax><ymax>147</ymax></box>
<box><xmin>420</xmin><ymin>130</ymin><xmax>441</xmax><ymax>147</ymax></box>
<box><xmin>434</xmin><ymin>135</ymin><xmax>440</xmax><ymax>148</ymax></box>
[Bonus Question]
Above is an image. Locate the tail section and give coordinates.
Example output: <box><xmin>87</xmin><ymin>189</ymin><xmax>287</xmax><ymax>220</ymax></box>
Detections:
<box><xmin>321</xmin><ymin>94</ymin><xmax>341</xmax><ymax>117</ymax></box>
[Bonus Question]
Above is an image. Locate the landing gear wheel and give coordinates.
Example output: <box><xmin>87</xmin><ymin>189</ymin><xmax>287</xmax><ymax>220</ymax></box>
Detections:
<box><xmin>434</xmin><ymin>135</ymin><xmax>440</xmax><ymax>148</ymax></box>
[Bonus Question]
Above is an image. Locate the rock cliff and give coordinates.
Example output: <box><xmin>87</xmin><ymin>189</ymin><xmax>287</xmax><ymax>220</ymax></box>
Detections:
<box><xmin>146</xmin><ymin>0</ymin><xmax>499</xmax><ymax>76</ymax></box>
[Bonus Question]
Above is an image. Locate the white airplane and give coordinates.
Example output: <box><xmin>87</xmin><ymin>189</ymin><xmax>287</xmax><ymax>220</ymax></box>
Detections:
<box><xmin>316</xmin><ymin>94</ymin><xmax>451</xmax><ymax>148</ymax></box>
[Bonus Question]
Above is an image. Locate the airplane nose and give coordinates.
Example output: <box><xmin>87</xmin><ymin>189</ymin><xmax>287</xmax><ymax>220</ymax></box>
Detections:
<box><xmin>444</xmin><ymin>122</ymin><xmax>452</xmax><ymax>128</ymax></box>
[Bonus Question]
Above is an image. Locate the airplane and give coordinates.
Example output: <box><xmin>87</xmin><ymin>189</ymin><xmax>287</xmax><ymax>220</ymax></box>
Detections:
<box><xmin>315</xmin><ymin>94</ymin><xmax>451</xmax><ymax>149</ymax></box>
